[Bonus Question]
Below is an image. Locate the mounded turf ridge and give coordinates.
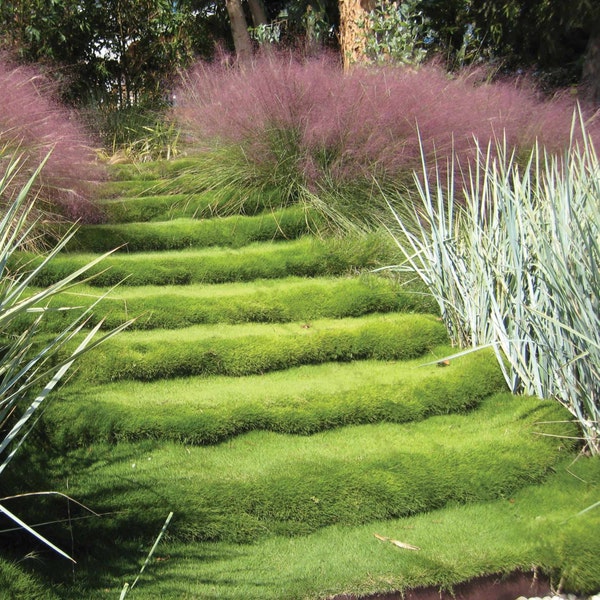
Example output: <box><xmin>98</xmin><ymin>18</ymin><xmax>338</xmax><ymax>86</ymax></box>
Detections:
<box><xmin>15</xmin><ymin>235</ymin><xmax>395</xmax><ymax>287</ymax></box>
<box><xmin>67</xmin><ymin>312</ymin><xmax>448</xmax><ymax>383</ymax></box>
<box><xmin>16</xmin><ymin>275</ymin><xmax>437</xmax><ymax>332</ymax></box>
<box><xmin>43</xmin><ymin>394</ymin><xmax>578</xmax><ymax>546</ymax></box>
<box><xmin>65</xmin><ymin>207</ymin><xmax>322</xmax><ymax>253</ymax></box>
<box><xmin>71</xmin><ymin>455</ymin><xmax>598</xmax><ymax>600</ymax></box>
<box><xmin>96</xmin><ymin>188</ymin><xmax>285</xmax><ymax>223</ymax></box>
<box><xmin>46</xmin><ymin>348</ymin><xmax>506</xmax><ymax>445</ymax></box>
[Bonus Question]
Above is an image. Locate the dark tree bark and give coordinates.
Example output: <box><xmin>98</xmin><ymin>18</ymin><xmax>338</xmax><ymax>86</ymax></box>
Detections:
<box><xmin>225</xmin><ymin>0</ymin><xmax>253</xmax><ymax>64</ymax></box>
<box><xmin>247</xmin><ymin>0</ymin><xmax>268</xmax><ymax>27</ymax></box>
<box><xmin>582</xmin><ymin>29</ymin><xmax>600</xmax><ymax>105</ymax></box>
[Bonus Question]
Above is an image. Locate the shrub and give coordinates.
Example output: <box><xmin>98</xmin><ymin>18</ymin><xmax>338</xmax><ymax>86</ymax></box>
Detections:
<box><xmin>387</xmin><ymin>116</ymin><xmax>600</xmax><ymax>454</ymax></box>
<box><xmin>0</xmin><ymin>56</ymin><xmax>104</xmax><ymax>226</ymax></box>
<box><xmin>174</xmin><ymin>51</ymin><xmax>596</xmax><ymax>225</ymax></box>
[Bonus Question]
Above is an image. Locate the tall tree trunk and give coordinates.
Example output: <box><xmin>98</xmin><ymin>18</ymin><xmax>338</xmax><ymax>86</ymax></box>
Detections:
<box><xmin>247</xmin><ymin>0</ymin><xmax>268</xmax><ymax>27</ymax></box>
<box><xmin>582</xmin><ymin>29</ymin><xmax>600</xmax><ymax>105</ymax></box>
<box><xmin>225</xmin><ymin>0</ymin><xmax>253</xmax><ymax>64</ymax></box>
<box><xmin>338</xmin><ymin>0</ymin><xmax>375</xmax><ymax>71</ymax></box>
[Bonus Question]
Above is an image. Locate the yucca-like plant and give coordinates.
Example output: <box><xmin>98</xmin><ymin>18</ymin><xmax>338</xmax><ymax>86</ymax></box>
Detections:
<box><xmin>0</xmin><ymin>149</ymin><xmax>131</xmax><ymax>560</ymax></box>
<box><xmin>386</xmin><ymin>114</ymin><xmax>599</xmax><ymax>454</ymax></box>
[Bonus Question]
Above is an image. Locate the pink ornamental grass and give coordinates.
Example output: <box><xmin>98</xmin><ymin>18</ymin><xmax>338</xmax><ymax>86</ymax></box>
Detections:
<box><xmin>176</xmin><ymin>52</ymin><xmax>597</xmax><ymax>191</ymax></box>
<box><xmin>0</xmin><ymin>56</ymin><xmax>105</xmax><ymax>224</ymax></box>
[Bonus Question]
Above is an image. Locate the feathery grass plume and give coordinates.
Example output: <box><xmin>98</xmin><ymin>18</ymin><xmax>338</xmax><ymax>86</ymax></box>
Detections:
<box><xmin>0</xmin><ymin>150</ymin><xmax>131</xmax><ymax>560</ymax></box>
<box><xmin>0</xmin><ymin>55</ymin><xmax>105</xmax><ymax>228</ymax></box>
<box><xmin>174</xmin><ymin>51</ymin><xmax>596</xmax><ymax>227</ymax></box>
<box><xmin>385</xmin><ymin>112</ymin><xmax>599</xmax><ymax>454</ymax></box>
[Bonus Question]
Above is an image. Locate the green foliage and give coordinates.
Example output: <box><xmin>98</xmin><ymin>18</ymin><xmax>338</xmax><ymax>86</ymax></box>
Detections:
<box><xmin>45</xmin><ymin>347</ymin><xmax>505</xmax><ymax>446</ymax></box>
<box><xmin>67</xmin><ymin>313</ymin><xmax>447</xmax><ymax>384</ymax></box>
<box><xmin>0</xmin><ymin>0</ymin><xmax>197</xmax><ymax>108</ymax></box>
<box><xmin>0</xmin><ymin>150</ymin><xmax>129</xmax><ymax>560</ymax></box>
<box><xmin>387</xmin><ymin>118</ymin><xmax>600</xmax><ymax>453</ymax></box>
<box><xmin>361</xmin><ymin>0</ymin><xmax>432</xmax><ymax>66</ymax></box>
<box><xmin>420</xmin><ymin>0</ymin><xmax>599</xmax><ymax>80</ymax></box>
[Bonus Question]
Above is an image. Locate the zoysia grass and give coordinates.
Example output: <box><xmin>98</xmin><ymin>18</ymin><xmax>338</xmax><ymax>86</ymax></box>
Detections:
<box><xmin>386</xmin><ymin>114</ymin><xmax>599</xmax><ymax>453</ymax></box>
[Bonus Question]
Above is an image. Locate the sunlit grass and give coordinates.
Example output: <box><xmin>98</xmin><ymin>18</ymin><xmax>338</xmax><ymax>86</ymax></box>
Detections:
<box><xmin>46</xmin><ymin>347</ymin><xmax>505</xmax><ymax>445</ymax></box>
<box><xmin>15</xmin><ymin>234</ymin><xmax>396</xmax><ymax>287</ymax></box>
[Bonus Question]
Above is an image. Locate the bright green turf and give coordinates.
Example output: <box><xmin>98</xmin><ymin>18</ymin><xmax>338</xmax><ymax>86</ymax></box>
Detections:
<box><xmin>15</xmin><ymin>234</ymin><xmax>395</xmax><ymax>287</ymax></box>
<box><xmin>6</xmin><ymin>157</ymin><xmax>596</xmax><ymax>600</ymax></box>
<box><xmin>65</xmin><ymin>207</ymin><xmax>321</xmax><ymax>252</ymax></box>
<box><xmin>46</xmin><ymin>347</ymin><xmax>506</xmax><ymax>445</ymax></box>
<box><xmin>67</xmin><ymin>313</ymin><xmax>447</xmax><ymax>383</ymax></box>
<box><xmin>57</xmin><ymin>455</ymin><xmax>597</xmax><ymax>600</ymax></box>
<box><xmin>36</xmin><ymin>394</ymin><xmax>578</xmax><ymax>550</ymax></box>
<box><xmin>96</xmin><ymin>189</ymin><xmax>282</xmax><ymax>223</ymax></box>
<box><xmin>12</xmin><ymin>275</ymin><xmax>437</xmax><ymax>332</ymax></box>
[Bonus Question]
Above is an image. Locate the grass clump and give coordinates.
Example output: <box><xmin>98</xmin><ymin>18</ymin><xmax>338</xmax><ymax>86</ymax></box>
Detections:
<box><xmin>97</xmin><ymin>187</ymin><xmax>284</xmax><ymax>223</ymax></box>
<box><xmin>0</xmin><ymin>57</ymin><xmax>104</xmax><ymax>225</ymax></box>
<box><xmin>175</xmin><ymin>51</ymin><xmax>594</xmax><ymax>225</ymax></box>
<box><xmin>67</xmin><ymin>313</ymin><xmax>447</xmax><ymax>383</ymax></box>
<box><xmin>45</xmin><ymin>348</ymin><xmax>505</xmax><ymax>445</ymax></box>
<box><xmin>388</xmin><ymin>120</ymin><xmax>600</xmax><ymax>453</ymax></box>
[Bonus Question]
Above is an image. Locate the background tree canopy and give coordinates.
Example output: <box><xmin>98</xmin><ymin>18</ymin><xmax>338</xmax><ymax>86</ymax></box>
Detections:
<box><xmin>0</xmin><ymin>0</ymin><xmax>598</xmax><ymax>109</ymax></box>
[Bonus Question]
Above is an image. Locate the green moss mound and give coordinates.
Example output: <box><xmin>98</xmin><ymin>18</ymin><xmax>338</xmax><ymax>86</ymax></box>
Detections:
<box><xmin>14</xmin><ymin>275</ymin><xmax>437</xmax><ymax>333</ymax></box>
<box><xmin>40</xmin><ymin>394</ymin><xmax>577</xmax><ymax>546</ymax></box>
<box><xmin>67</xmin><ymin>313</ymin><xmax>447</xmax><ymax>383</ymax></box>
<box><xmin>16</xmin><ymin>235</ymin><xmax>394</xmax><ymax>287</ymax></box>
<box><xmin>46</xmin><ymin>348</ymin><xmax>505</xmax><ymax>445</ymax></box>
<box><xmin>65</xmin><ymin>207</ymin><xmax>321</xmax><ymax>252</ymax></box>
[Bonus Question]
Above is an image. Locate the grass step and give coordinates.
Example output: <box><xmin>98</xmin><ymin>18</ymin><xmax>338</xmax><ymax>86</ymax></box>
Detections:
<box><xmin>59</xmin><ymin>455</ymin><xmax>598</xmax><ymax>600</ymax></box>
<box><xmin>96</xmin><ymin>188</ymin><xmax>284</xmax><ymax>223</ymax></box>
<box><xmin>16</xmin><ymin>275</ymin><xmax>437</xmax><ymax>332</ymax></box>
<box><xmin>46</xmin><ymin>348</ymin><xmax>505</xmax><ymax>446</ymax></box>
<box><xmin>67</xmin><ymin>313</ymin><xmax>447</xmax><ymax>383</ymax></box>
<box><xmin>16</xmin><ymin>235</ymin><xmax>395</xmax><ymax>287</ymax></box>
<box><xmin>39</xmin><ymin>394</ymin><xmax>577</xmax><ymax>547</ymax></box>
<box><xmin>65</xmin><ymin>207</ymin><xmax>320</xmax><ymax>252</ymax></box>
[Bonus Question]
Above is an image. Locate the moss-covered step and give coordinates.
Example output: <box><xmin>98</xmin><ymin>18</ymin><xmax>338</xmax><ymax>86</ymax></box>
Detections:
<box><xmin>46</xmin><ymin>348</ymin><xmax>505</xmax><ymax>445</ymax></box>
<box><xmin>66</xmin><ymin>313</ymin><xmax>447</xmax><ymax>383</ymax></box>
<box><xmin>41</xmin><ymin>394</ymin><xmax>578</xmax><ymax>546</ymax></box>
<box><xmin>64</xmin><ymin>207</ymin><xmax>321</xmax><ymax>252</ymax></box>
<box><xmin>15</xmin><ymin>234</ymin><xmax>396</xmax><ymax>287</ymax></box>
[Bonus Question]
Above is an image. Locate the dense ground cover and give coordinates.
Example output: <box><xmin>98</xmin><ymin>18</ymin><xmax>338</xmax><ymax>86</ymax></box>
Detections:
<box><xmin>1</xmin><ymin>157</ymin><xmax>597</xmax><ymax>600</ymax></box>
<box><xmin>1</xmin><ymin>54</ymin><xmax>599</xmax><ymax>599</ymax></box>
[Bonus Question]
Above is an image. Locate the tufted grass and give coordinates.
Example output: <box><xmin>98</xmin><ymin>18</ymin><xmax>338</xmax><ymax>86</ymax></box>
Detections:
<box><xmin>65</xmin><ymin>313</ymin><xmax>447</xmax><ymax>383</ymax></box>
<box><xmin>13</xmin><ymin>234</ymin><xmax>396</xmax><ymax>287</ymax></box>
<box><xmin>45</xmin><ymin>347</ymin><xmax>505</xmax><ymax>446</ymax></box>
